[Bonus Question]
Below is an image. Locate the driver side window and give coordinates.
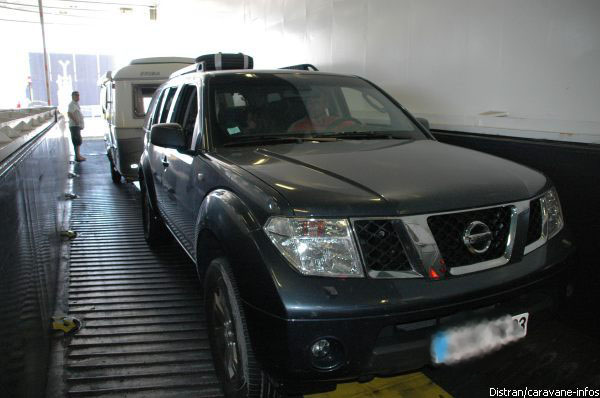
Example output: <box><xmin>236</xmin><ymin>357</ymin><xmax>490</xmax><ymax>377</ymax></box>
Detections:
<box><xmin>171</xmin><ymin>84</ymin><xmax>198</xmax><ymax>147</ymax></box>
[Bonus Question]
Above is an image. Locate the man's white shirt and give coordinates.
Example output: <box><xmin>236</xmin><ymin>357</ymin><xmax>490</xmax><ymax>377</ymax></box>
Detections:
<box><xmin>68</xmin><ymin>101</ymin><xmax>85</xmax><ymax>129</ymax></box>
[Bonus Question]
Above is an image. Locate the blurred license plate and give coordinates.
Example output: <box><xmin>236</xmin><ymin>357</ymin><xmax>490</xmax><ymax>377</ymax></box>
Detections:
<box><xmin>431</xmin><ymin>312</ymin><xmax>529</xmax><ymax>365</ymax></box>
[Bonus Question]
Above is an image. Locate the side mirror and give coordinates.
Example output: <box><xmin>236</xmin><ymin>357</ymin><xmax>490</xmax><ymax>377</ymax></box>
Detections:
<box><xmin>416</xmin><ymin>117</ymin><xmax>430</xmax><ymax>131</ymax></box>
<box><xmin>150</xmin><ymin>123</ymin><xmax>186</xmax><ymax>149</ymax></box>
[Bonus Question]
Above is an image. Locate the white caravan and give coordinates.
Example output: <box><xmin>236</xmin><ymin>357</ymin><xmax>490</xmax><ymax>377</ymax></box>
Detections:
<box><xmin>99</xmin><ymin>57</ymin><xmax>194</xmax><ymax>182</ymax></box>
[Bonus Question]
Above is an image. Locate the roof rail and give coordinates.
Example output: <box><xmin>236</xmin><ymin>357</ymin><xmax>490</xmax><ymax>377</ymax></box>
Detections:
<box><xmin>280</xmin><ymin>64</ymin><xmax>319</xmax><ymax>71</ymax></box>
<box><xmin>169</xmin><ymin>64</ymin><xmax>201</xmax><ymax>79</ymax></box>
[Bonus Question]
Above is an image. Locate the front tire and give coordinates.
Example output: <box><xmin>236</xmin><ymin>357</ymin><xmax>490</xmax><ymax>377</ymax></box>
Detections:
<box><xmin>204</xmin><ymin>257</ymin><xmax>278</xmax><ymax>398</ymax></box>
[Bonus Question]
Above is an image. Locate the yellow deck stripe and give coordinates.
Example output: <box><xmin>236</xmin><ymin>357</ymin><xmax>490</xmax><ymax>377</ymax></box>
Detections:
<box><xmin>307</xmin><ymin>372</ymin><xmax>453</xmax><ymax>398</ymax></box>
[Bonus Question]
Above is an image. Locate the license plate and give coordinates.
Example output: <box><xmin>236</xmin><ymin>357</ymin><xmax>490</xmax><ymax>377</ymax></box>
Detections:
<box><xmin>431</xmin><ymin>312</ymin><xmax>529</xmax><ymax>365</ymax></box>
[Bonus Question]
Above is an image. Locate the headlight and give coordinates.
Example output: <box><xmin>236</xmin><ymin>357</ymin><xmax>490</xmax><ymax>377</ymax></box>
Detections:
<box><xmin>264</xmin><ymin>217</ymin><xmax>364</xmax><ymax>277</ymax></box>
<box><xmin>542</xmin><ymin>187</ymin><xmax>564</xmax><ymax>239</ymax></box>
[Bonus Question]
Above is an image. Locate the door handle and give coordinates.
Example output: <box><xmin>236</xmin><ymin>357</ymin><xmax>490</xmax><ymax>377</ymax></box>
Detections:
<box><xmin>167</xmin><ymin>187</ymin><xmax>175</xmax><ymax>194</ymax></box>
<box><xmin>161</xmin><ymin>155</ymin><xmax>169</xmax><ymax>168</ymax></box>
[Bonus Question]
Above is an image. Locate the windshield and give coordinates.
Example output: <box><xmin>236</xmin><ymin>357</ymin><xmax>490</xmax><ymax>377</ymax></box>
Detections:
<box><xmin>208</xmin><ymin>73</ymin><xmax>427</xmax><ymax>147</ymax></box>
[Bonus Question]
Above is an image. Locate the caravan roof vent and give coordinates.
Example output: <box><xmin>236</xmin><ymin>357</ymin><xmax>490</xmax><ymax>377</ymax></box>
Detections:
<box><xmin>130</xmin><ymin>57</ymin><xmax>194</xmax><ymax>65</ymax></box>
<box><xmin>195</xmin><ymin>53</ymin><xmax>253</xmax><ymax>71</ymax></box>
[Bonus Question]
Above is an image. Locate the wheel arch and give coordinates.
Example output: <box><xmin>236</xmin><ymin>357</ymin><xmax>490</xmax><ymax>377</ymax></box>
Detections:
<box><xmin>195</xmin><ymin>229</ymin><xmax>225</xmax><ymax>280</ymax></box>
<box><xmin>196</xmin><ymin>189</ymin><xmax>292</xmax><ymax>387</ymax></box>
<box><xmin>193</xmin><ymin>188</ymin><xmax>287</xmax><ymax>314</ymax></box>
<box><xmin>194</xmin><ymin>188</ymin><xmax>262</xmax><ymax>274</ymax></box>
<box><xmin>139</xmin><ymin>152</ymin><xmax>159</xmax><ymax>211</ymax></box>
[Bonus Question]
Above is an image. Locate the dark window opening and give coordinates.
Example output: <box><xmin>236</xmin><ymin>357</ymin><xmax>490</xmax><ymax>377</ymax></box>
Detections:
<box><xmin>133</xmin><ymin>85</ymin><xmax>159</xmax><ymax>118</ymax></box>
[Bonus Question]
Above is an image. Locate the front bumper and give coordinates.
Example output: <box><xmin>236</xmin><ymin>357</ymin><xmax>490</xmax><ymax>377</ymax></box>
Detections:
<box><xmin>243</xmin><ymin>230</ymin><xmax>575</xmax><ymax>395</ymax></box>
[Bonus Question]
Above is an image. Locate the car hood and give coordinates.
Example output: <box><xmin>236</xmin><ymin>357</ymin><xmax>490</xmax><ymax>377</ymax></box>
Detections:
<box><xmin>218</xmin><ymin>139</ymin><xmax>548</xmax><ymax>217</ymax></box>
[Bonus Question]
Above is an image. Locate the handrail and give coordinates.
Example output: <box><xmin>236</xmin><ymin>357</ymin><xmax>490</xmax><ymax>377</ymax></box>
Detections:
<box><xmin>0</xmin><ymin>108</ymin><xmax>58</xmax><ymax>178</ymax></box>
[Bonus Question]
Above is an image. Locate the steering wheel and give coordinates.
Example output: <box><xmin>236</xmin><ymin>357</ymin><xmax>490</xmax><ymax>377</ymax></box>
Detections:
<box><xmin>327</xmin><ymin>117</ymin><xmax>364</xmax><ymax>129</ymax></box>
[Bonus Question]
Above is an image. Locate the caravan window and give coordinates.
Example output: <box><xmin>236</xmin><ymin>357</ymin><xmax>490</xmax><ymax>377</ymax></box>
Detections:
<box><xmin>133</xmin><ymin>85</ymin><xmax>159</xmax><ymax>118</ymax></box>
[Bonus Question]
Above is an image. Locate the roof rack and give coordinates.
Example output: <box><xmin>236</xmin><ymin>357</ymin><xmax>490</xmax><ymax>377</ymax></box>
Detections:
<box><xmin>195</xmin><ymin>53</ymin><xmax>253</xmax><ymax>71</ymax></box>
<box><xmin>170</xmin><ymin>52</ymin><xmax>254</xmax><ymax>78</ymax></box>
<box><xmin>279</xmin><ymin>64</ymin><xmax>319</xmax><ymax>71</ymax></box>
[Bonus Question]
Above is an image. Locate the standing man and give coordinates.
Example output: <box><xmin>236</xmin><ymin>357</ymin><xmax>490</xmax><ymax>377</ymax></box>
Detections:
<box><xmin>67</xmin><ymin>91</ymin><xmax>86</xmax><ymax>161</ymax></box>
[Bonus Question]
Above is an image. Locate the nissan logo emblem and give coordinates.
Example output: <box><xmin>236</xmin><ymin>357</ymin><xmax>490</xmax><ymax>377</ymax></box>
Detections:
<box><xmin>462</xmin><ymin>221</ymin><xmax>493</xmax><ymax>254</ymax></box>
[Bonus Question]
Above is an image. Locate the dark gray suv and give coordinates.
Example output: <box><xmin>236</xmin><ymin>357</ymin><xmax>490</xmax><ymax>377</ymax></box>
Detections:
<box><xmin>139</xmin><ymin>53</ymin><xmax>574</xmax><ymax>398</ymax></box>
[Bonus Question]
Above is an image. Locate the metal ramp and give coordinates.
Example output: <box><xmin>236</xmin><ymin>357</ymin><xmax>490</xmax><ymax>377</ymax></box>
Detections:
<box><xmin>62</xmin><ymin>141</ymin><xmax>223</xmax><ymax>397</ymax></box>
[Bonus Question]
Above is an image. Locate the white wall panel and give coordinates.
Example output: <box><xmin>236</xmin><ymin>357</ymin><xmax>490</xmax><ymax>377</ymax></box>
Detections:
<box><xmin>331</xmin><ymin>0</ymin><xmax>368</xmax><ymax>75</ymax></box>
<box><xmin>543</xmin><ymin>0</ymin><xmax>600</xmax><ymax>121</ymax></box>
<box><xmin>497</xmin><ymin>0</ymin><xmax>557</xmax><ymax>119</ymax></box>
<box><xmin>155</xmin><ymin>0</ymin><xmax>600</xmax><ymax>143</ymax></box>
<box><xmin>406</xmin><ymin>0</ymin><xmax>470</xmax><ymax>115</ymax></box>
<box><xmin>281</xmin><ymin>0</ymin><xmax>308</xmax><ymax>66</ymax></box>
<box><xmin>261</xmin><ymin>0</ymin><xmax>286</xmax><ymax>67</ymax></box>
<box><xmin>243</xmin><ymin>0</ymin><xmax>268</xmax><ymax>67</ymax></box>
<box><xmin>364</xmin><ymin>1</ymin><xmax>410</xmax><ymax>93</ymax></box>
<box><xmin>461</xmin><ymin>0</ymin><xmax>504</xmax><ymax>117</ymax></box>
<box><xmin>306</xmin><ymin>0</ymin><xmax>333</xmax><ymax>70</ymax></box>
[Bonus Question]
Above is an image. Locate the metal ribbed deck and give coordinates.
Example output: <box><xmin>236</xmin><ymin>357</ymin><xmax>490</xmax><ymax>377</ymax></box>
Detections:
<box><xmin>52</xmin><ymin>141</ymin><xmax>600</xmax><ymax>398</ymax></box>
<box><xmin>63</xmin><ymin>141</ymin><xmax>223</xmax><ymax>397</ymax></box>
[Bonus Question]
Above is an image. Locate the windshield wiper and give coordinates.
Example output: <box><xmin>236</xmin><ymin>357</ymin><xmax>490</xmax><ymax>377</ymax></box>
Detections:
<box><xmin>316</xmin><ymin>131</ymin><xmax>402</xmax><ymax>140</ymax></box>
<box><xmin>222</xmin><ymin>132</ymin><xmax>411</xmax><ymax>147</ymax></box>
<box><xmin>223</xmin><ymin>135</ymin><xmax>333</xmax><ymax>147</ymax></box>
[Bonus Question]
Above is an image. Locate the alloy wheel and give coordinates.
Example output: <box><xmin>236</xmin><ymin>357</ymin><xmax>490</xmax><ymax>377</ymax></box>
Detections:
<box><xmin>212</xmin><ymin>283</ymin><xmax>241</xmax><ymax>381</ymax></box>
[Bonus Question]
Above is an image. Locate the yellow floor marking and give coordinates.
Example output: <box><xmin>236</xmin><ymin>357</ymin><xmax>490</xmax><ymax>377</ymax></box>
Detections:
<box><xmin>307</xmin><ymin>372</ymin><xmax>453</xmax><ymax>398</ymax></box>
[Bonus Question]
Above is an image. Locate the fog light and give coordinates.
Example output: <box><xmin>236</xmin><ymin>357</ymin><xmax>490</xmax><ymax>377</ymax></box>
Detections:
<box><xmin>566</xmin><ymin>283</ymin><xmax>574</xmax><ymax>298</ymax></box>
<box><xmin>309</xmin><ymin>338</ymin><xmax>345</xmax><ymax>371</ymax></box>
<box><xmin>311</xmin><ymin>339</ymin><xmax>331</xmax><ymax>358</ymax></box>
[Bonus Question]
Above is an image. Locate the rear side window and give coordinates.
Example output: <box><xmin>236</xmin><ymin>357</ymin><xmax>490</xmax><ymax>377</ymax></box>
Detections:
<box><xmin>159</xmin><ymin>87</ymin><xmax>178</xmax><ymax>123</ymax></box>
<box><xmin>151</xmin><ymin>89</ymin><xmax>167</xmax><ymax>126</ymax></box>
<box><xmin>133</xmin><ymin>85</ymin><xmax>159</xmax><ymax>118</ymax></box>
<box><xmin>151</xmin><ymin>86</ymin><xmax>177</xmax><ymax>125</ymax></box>
<box><xmin>144</xmin><ymin>89</ymin><xmax>161</xmax><ymax>130</ymax></box>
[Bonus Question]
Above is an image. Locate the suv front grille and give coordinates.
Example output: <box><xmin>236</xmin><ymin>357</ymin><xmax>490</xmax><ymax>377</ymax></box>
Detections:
<box><xmin>353</xmin><ymin>220</ymin><xmax>411</xmax><ymax>273</ymax></box>
<box><xmin>526</xmin><ymin>198</ymin><xmax>543</xmax><ymax>245</ymax></box>
<box><xmin>427</xmin><ymin>206</ymin><xmax>513</xmax><ymax>268</ymax></box>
